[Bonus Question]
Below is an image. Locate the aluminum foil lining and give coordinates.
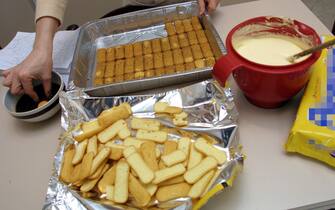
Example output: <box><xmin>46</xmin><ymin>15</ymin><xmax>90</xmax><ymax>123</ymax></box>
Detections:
<box><xmin>43</xmin><ymin>80</ymin><xmax>243</xmax><ymax>210</ymax></box>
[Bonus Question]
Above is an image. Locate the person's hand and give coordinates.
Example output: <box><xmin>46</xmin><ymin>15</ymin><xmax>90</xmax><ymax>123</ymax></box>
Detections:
<box><xmin>198</xmin><ymin>0</ymin><xmax>220</xmax><ymax>15</ymax></box>
<box><xmin>2</xmin><ymin>48</ymin><xmax>52</xmax><ymax>101</ymax></box>
<box><xmin>2</xmin><ymin>17</ymin><xmax>59</xmax><ymax>101</ymax></box>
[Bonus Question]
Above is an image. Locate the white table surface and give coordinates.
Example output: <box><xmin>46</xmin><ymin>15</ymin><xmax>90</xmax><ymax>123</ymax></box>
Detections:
<box><xmin>0</xmin><ymin>0</ymin><xmax>334</xmax><ymax>210</ymax></box>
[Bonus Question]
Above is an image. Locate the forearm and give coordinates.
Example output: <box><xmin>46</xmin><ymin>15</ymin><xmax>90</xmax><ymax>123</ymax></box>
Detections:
<box><xmin>33</xmin><ymin>17</ymin><xmax>59</xmax><ymax>55</ymax></box>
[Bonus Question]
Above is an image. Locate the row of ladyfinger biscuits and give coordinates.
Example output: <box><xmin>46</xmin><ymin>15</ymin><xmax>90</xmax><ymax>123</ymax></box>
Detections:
<box><xmin>95</xmin><ymin>57</ymin><xmax>215</xmax><ymax>86</ymax></box>
<box><xmin>96</xmin><ymin>29</ymin><xmax>210</xmax><ymax>63</ymax></box>
<box><xmin>95</xmin><ymin>43</ymin><xmax>214</xmax><ymax>78</ymax></box>
<box><xmin>165</xmin><ymin>17</ymin><xmax>203</xmax><ymax>35</ymax></box>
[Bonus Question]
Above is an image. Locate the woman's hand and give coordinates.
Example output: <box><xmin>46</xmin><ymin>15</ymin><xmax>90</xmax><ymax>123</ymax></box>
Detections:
<box><xmin>198</xmin><ymin>0</ymin><xmax>220</xmax><ymax>15</ymax></box>
<box><xmin>2</xmin><ymin>17</ymin><xmax>59</xmax><ymax>101</ymax></box>
<box><xmin>2</xmin><ymin>48</ymin><xmax>52</xmax><ymax>101</ymax></box>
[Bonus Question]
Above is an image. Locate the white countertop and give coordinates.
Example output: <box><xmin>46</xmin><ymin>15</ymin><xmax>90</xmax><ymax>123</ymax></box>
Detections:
<box><xmin>0</xmin><ymin>0</ymin><xmax>334</xmax><ymax>210</ymax></box>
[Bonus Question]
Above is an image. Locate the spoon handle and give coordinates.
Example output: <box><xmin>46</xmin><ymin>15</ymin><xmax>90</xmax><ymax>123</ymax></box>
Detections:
<box><xmin>292</xmin><ymin>38</ymin><xmax>335</xmax><ymax>60</ymax></box>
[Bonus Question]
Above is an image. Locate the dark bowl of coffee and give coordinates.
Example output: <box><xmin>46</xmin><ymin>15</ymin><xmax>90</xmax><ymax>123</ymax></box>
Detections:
<box><xmin>3</xmin><ymin>71</ymin><xmax>64</xmax><ymax>122</ymax></box>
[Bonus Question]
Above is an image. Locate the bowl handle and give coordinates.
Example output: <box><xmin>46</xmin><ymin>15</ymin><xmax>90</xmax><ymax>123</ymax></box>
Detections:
<box><xmin>213</xmin><ymin>53</ymin><xmax>242</xmax><ymax>87</ymax></box>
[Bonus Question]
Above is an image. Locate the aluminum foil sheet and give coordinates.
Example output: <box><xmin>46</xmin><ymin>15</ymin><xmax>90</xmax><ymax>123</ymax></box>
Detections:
<box><xmin>69</xmin><ymin>1</ymin><xmax>225</xmax><ymax>96</ymax></box>
<box><xmin>43</xmin><ymin>80</ymin><xmax>243</xmax><ymax>210</ymax></box>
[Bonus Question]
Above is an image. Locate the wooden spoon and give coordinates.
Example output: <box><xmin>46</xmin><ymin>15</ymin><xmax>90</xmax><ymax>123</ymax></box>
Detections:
<box><xmin>288</xmin><ymin>38</ymin><xmax>335</xmax><ymax>63</ymax></box>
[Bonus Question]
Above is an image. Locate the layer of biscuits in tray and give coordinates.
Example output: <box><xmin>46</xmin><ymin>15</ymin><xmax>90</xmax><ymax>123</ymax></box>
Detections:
<box><xmin>61</xmin><ymin>102</ymin><xmax>227</xmax><ymax>207</ymax></box>
<box><xmin>94</xmin><ymin>17</ymin><xmax>216</xmax><ymax>86</ymax></box>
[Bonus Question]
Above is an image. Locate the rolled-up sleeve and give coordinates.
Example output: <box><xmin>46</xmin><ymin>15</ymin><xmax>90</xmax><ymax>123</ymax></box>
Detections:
<box><xmin>35</xmin><ymin>0</ymin><xmax>68</xmax><ymax>25</ymax></box>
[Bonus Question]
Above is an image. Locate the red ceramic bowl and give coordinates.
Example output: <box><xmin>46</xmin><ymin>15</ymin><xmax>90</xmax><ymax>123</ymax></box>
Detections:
<box><xmin>213</xmin><ymin>16</ymin><xmax>321</xmax><ymax>108</ymax></box>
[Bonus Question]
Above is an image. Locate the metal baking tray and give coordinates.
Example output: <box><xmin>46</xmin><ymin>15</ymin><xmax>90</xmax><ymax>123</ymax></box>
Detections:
<box><xmin>69</xmin><ymin>1</ymin><xmax>226</xmax><ymax>96</ymax></box>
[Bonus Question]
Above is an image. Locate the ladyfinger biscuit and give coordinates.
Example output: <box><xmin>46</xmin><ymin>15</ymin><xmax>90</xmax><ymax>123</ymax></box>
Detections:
<box><xmin>87</xmin><ymin>136</ymin><xmax>98</xmax><ymax>156</ymax></box>
<box><xmin>124</xmin><ymin>44</ymin><xmax>134</xmax><ymax>58</ymax></box>
<box><xmin>105</xmin><ymin>142</ymin><xmax>125</xmax><ymax>160</ymax></box>
<box><xmin>165</xmin><ymin>22</ymin><xmax>176</xmax><ymax>36</ymax></box>
<box><xmin>155</xmin><ymin>67</ymin><xmax>166</xmax><ymax>76</ymax></box>
<box><xmin>118</xmin><ymin>126</ymin><xmax>131</xmax><ymax>139</ymax></box>
<box><xmin>90</xmin><ymin>147</ymin><xmax>110</xmax><ymax>175</ymax></box>
<box><xmin>88</xmin><ymin>159</ymin><xmax>107</xmax><ymax>179</ymax></box>
<box><xmin>73</xmin><ymin>119</ymin><xmax>104</xmax><ymax>142</ymax></box>
<box><xmin>124</xmin><ymin>137</ymin><xmax>144</xmax><ymax>149</ymax></box>
<box><xmin>125</xmin><ymin>57</ymin><xmax>134</xmax><ymax>74</ymax></box>
<box><xmin>178</xmin><ymin>137</ymin><xmax>191</xmax><ymax>159</ymax></box>
<box><xmin>60</xmin><ymin>148</ymin><xmax>75</xmax><ymax>183</ymax></box>
<box><xmin>123</xmin><ymin>146</ymin><xmax>137</xmax><ymax>158</ymax></box>
<box><xmin>153</xmin><ymin>163</ymin><xmax>186</xmax><ymax>184</ymax></box>
<box><xmin>175</xmin><ymin>64</ymin><xmax>185</xmax><ymax>73</ymax></box>
<box><xmin>81</xmin><ymin>164</ymin><xmax>109</xmax><ymax>192</ymax></box>
<box><xmin>97</xmin><ymin>119</ymin><xmax>128</xmax><ymax>143</ymax></box>
<box><xmin>134</xmin><ymin>56</ymin><xmax>144</xmax><ymax>72</ymax></box>
<box><xmin>145</xmin><ymin>184</ymin><xmax>158</xmax><ymax>196</ymax></box>
<box><xmin>131</xmin><ymin>118</ymin><xmax>160</xmax><ymax>131</ymax></box>
<box><xmin>161</xmin><ymin>37</ymin><xmax>171</xmax><ymax>51</ymax></box>
<box><xmin>185</xmin><ymin>62</ymin><xmax>195</xmax><ymax>71</ymax></box>
<box><xmin>187</xmin><ymin>31</ymin><xmax>198</xmax><ymax>45</ymax></box>
<box><xmin>106</xmin><ymin>48</ymin><xmax>115</xmax><ymax>62</ymax></box>
<box><xmin>136</xmin><ymin>129</ymin><xmax>168</xmax><ymax>143</ymax></box>
<box><xmin>143</xmin><ymin>40</ymin><xmax>152</xmax><ymax>55</ymax></box>
<box><xmin>115</xmin><ymin>46</ymin><xmax>125</xmax><ymax>59</ymax></box>
<box><xmin>123</xmin><ymin>147</ymin><xmax>155</xmax><ymax>184</ymax></box>
<box><xmin>140</xmin><ymin>142</ymin><xmax>159</xmax><ymax>171</ymax></box>
<box><xmin>95</xmin><ymin>63</ymin><xmax>105</xmax><ymax>78</ymax></box>
<box><xmin>70</xmin><ymin>163</ymin><xmax>82</xmax><ymax>183</ymax></box>
<box><xmin>173</xmin><ymin>49</ymin><xmax>184</xmax><ymax>65</ymax></box>
<box><xmin>182</xmin><ymin>19</ymin><xmax>193</xmax><ymax>32</ymax></box>
<box><xmin>169</xmin><ymin>35</ymin><xmax>180</xmax><ymax>49</ymax></box>
<box><xmin>105</xmin><ymin>62</ymin><xmax>115</xmax><ymax>77</ymax></box>
<box><xmin>191</xmin><ymin>44</ymin><xmax>203</xmax><ymax>59</ymax></box>
<box><xmin>200</xmin><ymin>42</ymin><xmax>213</xmax><ymax>58</ymax></box>
<box><xmin>79</xmin><ymin>152</ymin><xmax>94</xmax><ymax>180</ymax></box>
<box><xmin>205</xmin><ymin>57</ymin><xmax>216</xmax><ymax>67</ymax></box>
<box><xmin>133</xmin><ymin>42</ymin><xmax>143</xmax><ymax>56</ymax></box>
<box><xmin>188</xmin><ymin>170</ymin><xmax>214</xmax><ymax>198</ymax></box>
<box><xmin>98</xmin><ymin>103</ymin><xmax>132</xmax><ymax>127</ymax></box>
<box><xmin>194</xmin><ymin>140</ymin><xmax>227</xmax><ymax>164</ymax></box>
<box><xmin>174</xmin><ymin>20</ymin><xmax>184</xmax><ymax>34</ymax></box>
<box><xmin>104</xmin><ymin>77</ymin><xmax>114</xmax><ymax>84</ymax></box>
<box><xmin>114</xmin><ymin>159</ymin><xmax>129</xmax><ymax>203</ymax></box>
<box><xmin>187</xmin><ymin>143</ymin><xmax>203</xmax><ymax>170</ymax></box>
<box><xmin>195</xmin><ymin>30</ymin><xmax>208</xmax><ymax>44</ymax></box>
<box><xmin>152</xmin><ymin>39</ymin><xmax>162</xmax><ymax>53</ymax></box>
<box><xmin>158</xmin><ymin>175</ymin><xmax>184</xmax><ymax>186</ymax></box>
<box><xmin>154</xmin><ymin>52</ymin><xmax>164</xmax><ymax>69</ymax></box>
<box><xmin>181</xmin><ymin>46</ymin><xmax>194</xmax><ymax>63</ymax></box>
<box><xmin>144</xmin><ymin>54</ymin><xmax>154</xmax><ymax>70</ymax></box>
<box><xmin>145</xmin><ymin>70</ymin><xmax>155</xmax><ymax>78</ymax></box>
<box><xmin>72</xmin><ymin>139</ymin><xmax>88</xmax><ymax>165</ymax></box>
<box><xmin>163</xmin><ymin>141</ymin><xmax>178</xmax><ymax>155</ymax></box>
<box><xmin>161</xmin><ymin>150</ymin><xmax>187</xmax><ymax>167</ymax></box>
<box><xmin>178</xmin><ymin>33</ymin><xmax>189</xmax><ymax>48</ymax></box>
<box><xmin>97</xmin><ymin>48</ymin><xmax>106</xmax><ymax>63</ymax></box>
<box><xmin>194</xmin><ymin>59</ymin><xmax>206</xmax><ymax>68</ymax></box>
<box><xmin>98</xmin><ymin>164</ymin><xmax>116</xmax><ymax>193</ymax></box>
<box><xmin>114</xmin><ymin>75</ymin><xmax>124</xmax><ymax>83</ymax></box>
<box><xmin>129</xmin><ymin>174</ymin><xmax>151</xmax><ymax>207</ymax></box>
<box><xmin>164</xmin><ymin>66</ymin><xmax>175</xmax><ymax>74</ymax></box>
<box><xmin>156</xmin><ymin>182</ymin><xmax>191</xmax><ymax>202</ymax></box>
<box><xmin>115</xmin><ymin>59</ymin><xmax>125</xmax><ymax>76</ymax></box>
<box><xmin>124</xmin><ymin>73</ymin><xmax>135</xmax><ymax>81</ymax></box>
<box><xmin>163</xmin><ymin>50</ymin><xmax>174</xmax><ymax>67</ymax></box>
<box><xmin>135</xmin><ymin>71</ymin><xmax>145</xmax><ymax>79</ymax></box>
<box><xmin>184</xmin><ymin>156</ymin><xmax>217</xmax><ymax>184</ymax></box>
<box><xmin>191</xmin><ymin>16</ymin><xmax>202</xmax><ymax>30</ymax></box>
